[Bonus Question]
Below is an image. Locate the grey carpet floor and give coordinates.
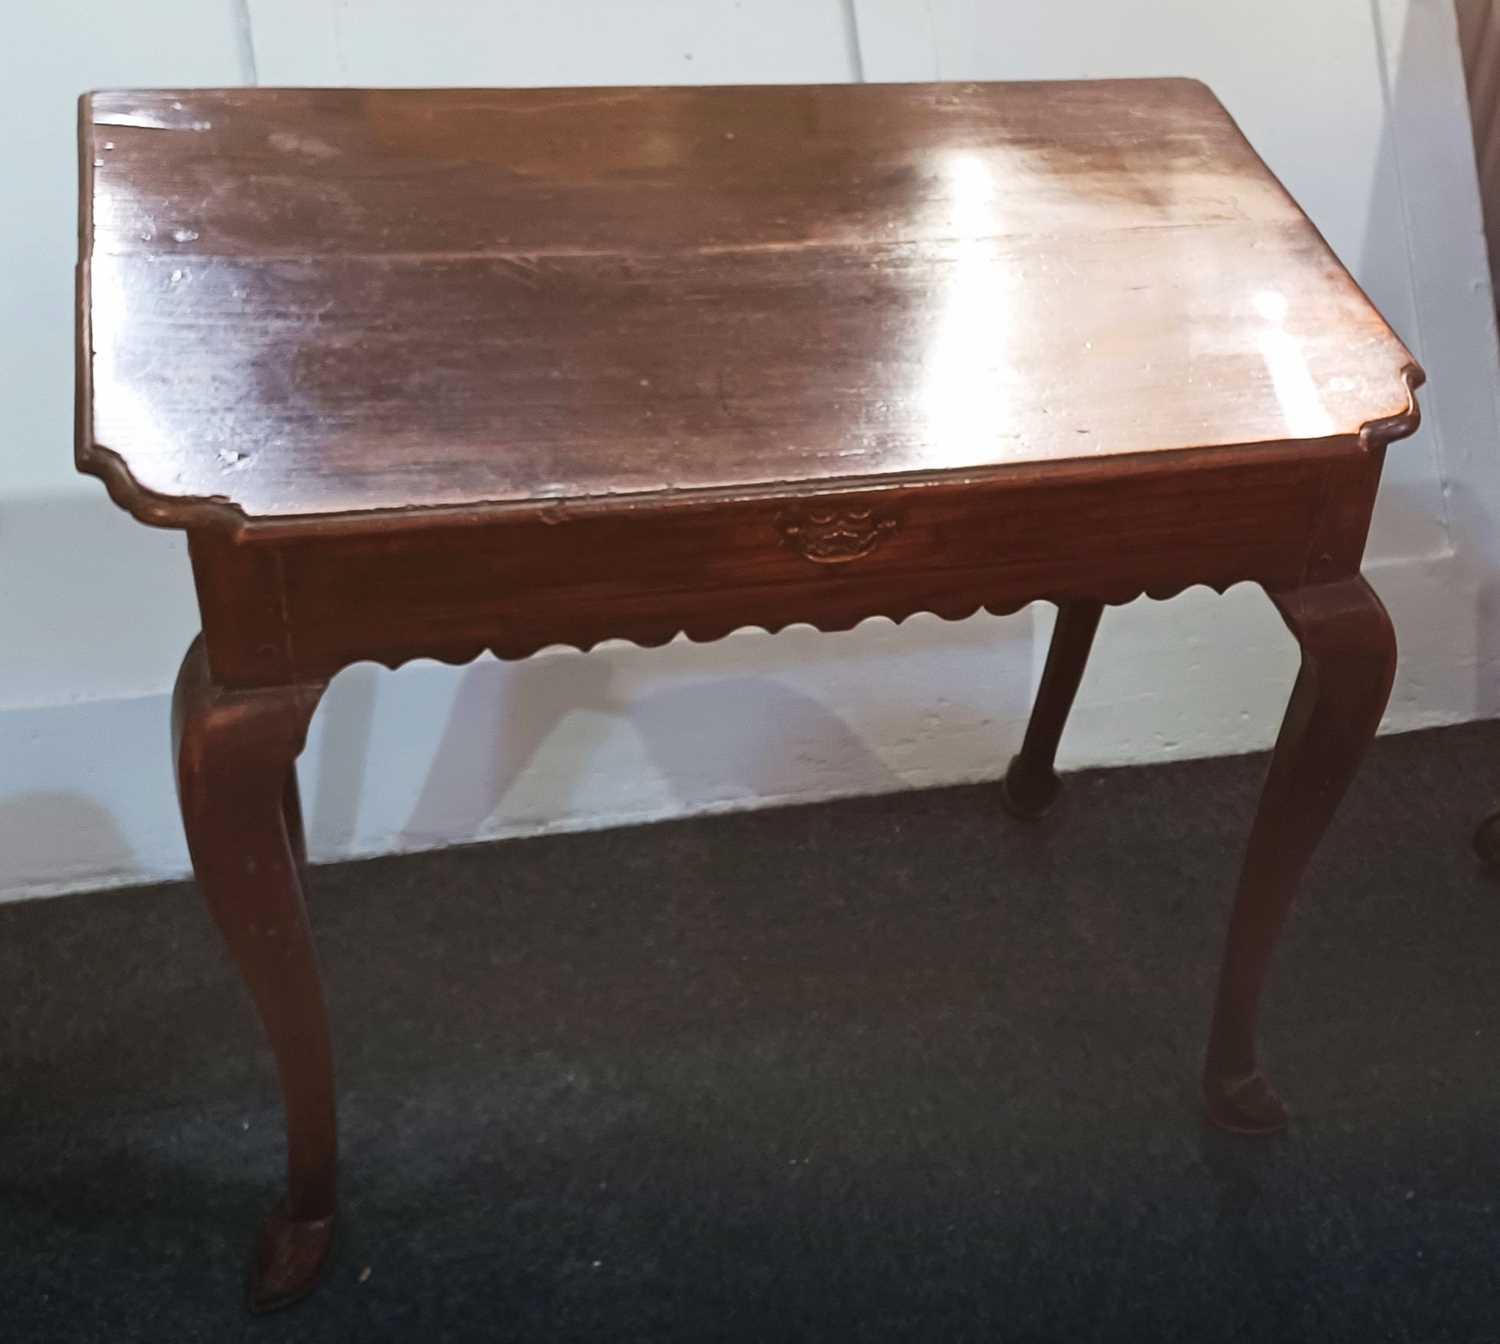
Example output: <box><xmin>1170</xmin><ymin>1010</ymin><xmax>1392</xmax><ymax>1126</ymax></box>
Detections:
<box><xmin>4</xmin><ymin>721</ymin><xmax>1500</xmax><ymax>1342</ymax></box>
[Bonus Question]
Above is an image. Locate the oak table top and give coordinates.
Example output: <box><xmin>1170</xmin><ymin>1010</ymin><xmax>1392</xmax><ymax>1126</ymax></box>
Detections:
<box><xmin>78</xmin><ymin>79</ymin><xmax>1416</xmax><ymax>535</ymax></box>
<box><xmin>76</xmin><ymin>78</ymin><xmax>1423</xmax><ymax>1313</ymax></box>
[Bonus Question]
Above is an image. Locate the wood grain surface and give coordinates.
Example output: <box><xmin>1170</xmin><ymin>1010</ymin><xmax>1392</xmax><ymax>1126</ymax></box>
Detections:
<box><xmin>77</xmin><ymin>80</ymin><xmax>1416</xmax><ymax>532</ymax></box>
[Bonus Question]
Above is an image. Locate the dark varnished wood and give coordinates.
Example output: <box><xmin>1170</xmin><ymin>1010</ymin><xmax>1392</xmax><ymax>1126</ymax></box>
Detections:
<box><xmin>1001</xmin><ymin>602</ymin><xmax>1105</xmax><ymax>819</ymax></box>
<box><xmin>188</xmin><ymin>442</ymin><xmax>1354</xmax><ymax>687</ymax></box>
<box><xmin>78</xmin><ymin>81</ymin><xmax>1415</xmax><ymax>532</ymax></box>
<box><xmin>172</xmin><ymin>640</ymin><xmax>333</xmax><ymax>1310</ymax></box>
<box><xmin>1203</xmin><ymin>576</ymin><xmax>1398</xmax><ymax>1133</ymax></box>
<box><xmin>76</xmin><ymin>81</ymin><xmax>1364</xmax><ymax>259</ymax></box>
<box><xmin>76</xmin><ymin>79</ymin><xmax>1426</xmax><ymax>1310</ymax></box>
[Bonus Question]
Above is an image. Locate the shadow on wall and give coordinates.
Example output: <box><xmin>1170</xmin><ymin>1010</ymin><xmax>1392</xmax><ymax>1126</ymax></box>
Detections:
<box><xmin>1356</xmin><ymin>2</ymin><xmax>1452</xmax><ymax>568</ymax></box>
<box><xmin>307</xmin><ymin>661</ymin><xmax>379</xmax><ymax>858</ymax></box>
<box><xmin>1368</xmin><ymin>0</ymin><xmax>1500</xmax><ymax>734</ymax></box>
<box><xmin>395</xmin><ymin>654</ymin><xmax>907</xmax><ymax>848</ymax></box>
<box><xmin>294</xmin><ymin>610</ymin><xmax>1035</xmax><ymax>861</ymax></box>
<box><xmin>401</xmin><ymin>653</ymin><xmax>618</xmax><ymax>846</ymax></box>
<box><xmin>0</xmin><ymin>791</ymin><xmax>135</xmax><ymax>894</ymax></box>
<box><xmin>1374</xmin><ymin>2</ymin><xmax>1500</xmax><ymax>735</ymax></box>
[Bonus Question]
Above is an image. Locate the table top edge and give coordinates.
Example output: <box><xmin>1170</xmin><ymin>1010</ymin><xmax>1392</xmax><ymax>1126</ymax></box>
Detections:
<box><xmin>75</xmin><ymin>363</ymin><xmax>1424</xmax><ymax>541</ymax></box>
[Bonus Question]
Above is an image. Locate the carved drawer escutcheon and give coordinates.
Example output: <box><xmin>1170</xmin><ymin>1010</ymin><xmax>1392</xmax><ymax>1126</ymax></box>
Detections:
<box><xmin>777</xmin><ymin>505</ymin><xmax>899</xmax><ymax>565</ymax></box>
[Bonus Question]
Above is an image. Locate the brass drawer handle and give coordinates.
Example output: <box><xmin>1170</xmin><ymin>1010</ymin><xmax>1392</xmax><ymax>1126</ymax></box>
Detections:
<box><xmin>778</xmin><ymin>506</ymin><xmax>899</xmax><ymax>565</ymax></box>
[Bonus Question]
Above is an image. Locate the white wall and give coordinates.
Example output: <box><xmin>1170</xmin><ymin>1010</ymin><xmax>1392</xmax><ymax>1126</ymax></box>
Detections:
<box><xmin>2</xmin><ymin>0</ymin><xmax>1495</xmax><ymax>899</ymax></box>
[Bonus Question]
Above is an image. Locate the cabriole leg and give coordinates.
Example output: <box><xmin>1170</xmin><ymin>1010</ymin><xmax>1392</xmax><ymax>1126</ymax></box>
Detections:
<box><xmin>172</xmin><ymin>636</ymin><xmax>334</xmax><ymax>1310</ymax></box>
<box><xmin>1001</xmin><ymin>600</ymin><xmax>1105</xmax><ymax>818</ymax></box>
<box><xmin>1204</xmin><ymin>577</ymin><xmax>1396</xmax><ymax>1133</ymax></box>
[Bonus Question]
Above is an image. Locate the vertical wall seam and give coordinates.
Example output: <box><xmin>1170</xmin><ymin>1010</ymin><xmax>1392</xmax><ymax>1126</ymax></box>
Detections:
<box><xmin>232</xmin><ymin>0</ymin><xmax>259</xmax><ymax>85</ymax></box>
<box><xmin>841</xmin><ymin>0</ymin><xmax>867</xmax><ymax>83</ymax></box>
<box><xmin>1368</xmin><ymin>0</ymin><xmax>1457</xmax><ymax>549</ymax></box>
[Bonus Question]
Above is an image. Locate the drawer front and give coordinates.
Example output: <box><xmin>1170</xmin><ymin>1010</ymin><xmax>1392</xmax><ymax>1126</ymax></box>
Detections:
<box><xmin>192</xmin><ymin>443</ymin><xmax>1362</xmax><ymax>685</ymax></box>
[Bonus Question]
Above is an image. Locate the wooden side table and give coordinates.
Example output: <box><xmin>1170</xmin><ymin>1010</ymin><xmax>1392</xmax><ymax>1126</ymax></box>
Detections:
<box><xmin>76</xmin><ymin>79</ymin><xmax>1422</xmax><ymax>1310</ymax></box>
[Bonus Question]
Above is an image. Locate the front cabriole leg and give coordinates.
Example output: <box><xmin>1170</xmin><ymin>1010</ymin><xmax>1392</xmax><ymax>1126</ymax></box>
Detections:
<box><xmin>1203</xmin><ymin>576</ymin><xmax>1396</xmax><ymax>1133</ymax></box>
<box><xmin>172</xmin><ymin>635</ymin><xmax>334</xmax><ymax>1310</ymax></box>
